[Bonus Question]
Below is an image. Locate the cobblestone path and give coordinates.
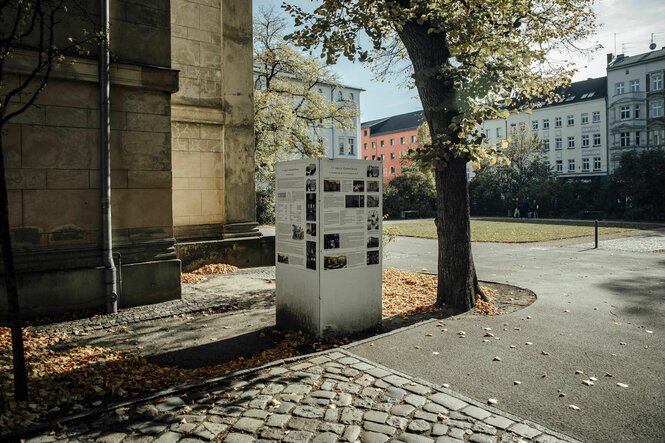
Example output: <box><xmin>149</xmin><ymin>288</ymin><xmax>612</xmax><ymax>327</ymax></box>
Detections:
<box><xmin>30</xmin><ymin>350</ymin><xmax>579</xmax><ymax>443</ymax></box>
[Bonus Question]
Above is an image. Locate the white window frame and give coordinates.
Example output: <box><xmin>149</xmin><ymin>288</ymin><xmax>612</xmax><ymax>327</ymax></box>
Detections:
<box><xmin>630</xmin><ymin>79</ymin><xmax>640</xmax><ymax>92</ymax></box>
<box><xmin>568</xmin><ymin>159</ymin><xmax>575</xmax><ymax>172</ymax></box>
<box><xmin>592</xmin><ymin>111</ymin><xmax>601</xmax><ymax>123</ymax></box>
<box><xmin>555</xmin><ymin>137</ymin><xmax>562</xmax><ymax>150</ymax></box>
<box><xmin>651</xmin><ymin>101</ymin><xmax>663</xmax><ymax>118</ymax></box>
<box><xmin>581</xmin><ymin>113</ymin><xmax>589</xmax><ymax>125</ymax></box>
<box><xmin>620</xmin><ymin>105</ymin><xmax>630</xmax><ymax>120</ymax></box>
<box><xmin>651</xmin><ymin>73</ymin><xmax>663</xmax><ymax>91</ymax></box>
<box><xmin>542</xmin><ymin>139</ymin><xmax>550</xmax><ymax>151</ymax></box>
<box><xmin>543</xmin><ymin>119</ymin><xmax>550</xmax><ymax>129</ymax></box>
<box><xmin>567</xmin><ymin>115</ymin><xmax>574</xmax><ymax>126</ymax></box>
<box><xmin>532</xmin><ymin>120</ymin><xmax>538</xmax><ymax>130</ymax></box>
<box><xmin>615</xmin><ymin>82</ymin><xmax>625</xmax><ymax>95</ymax></box>
<box><xmin>593</xmin><ymin>157</ymin><xmax>601</xmax><ymax>171</ymax></box>
<box><xmin>556</xmin><ymin>160</ymin><xmax>563</xmax><ymax>173</ymax></box>
<box><xmin>620</xmin><ymin>132</ymin><xmax>630</xmax><ymax>147</ymax></box>
<box><xmin>582</xmin><ymin>134</ymin><xmax>590</xmax><ymax>147</ymax></box>
<box><xmin>567</xmin><ymin>136</ymin><xmax>575</xmax><ymax>149</ymax></box>
<box><xmin>555</xmin><ymin>117</ymin><xmax>562</xmax><ymax>128</ymax></box>
<box><xmin>593</xmin><ymin>133</ymin><xmax>601</xmax><ymax>146</ymax></box>
<box><xmin>582</xmin><ymin>157</ymin><xmax>590</xmax><ymax>171</ymax></box>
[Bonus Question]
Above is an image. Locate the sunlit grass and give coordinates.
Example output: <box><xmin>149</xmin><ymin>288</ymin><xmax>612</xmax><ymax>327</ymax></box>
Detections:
<box><xmin>388</xmin><ymin>220</ymin><xmax>632</xmax><ymax>243</ymax></box>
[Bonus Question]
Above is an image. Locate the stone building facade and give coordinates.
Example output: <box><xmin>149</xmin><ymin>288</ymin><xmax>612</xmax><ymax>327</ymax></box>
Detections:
<box><xmin>0</xmin><ymin>0</ymin><xmax>259</xmax><ymax>319</ymax></box>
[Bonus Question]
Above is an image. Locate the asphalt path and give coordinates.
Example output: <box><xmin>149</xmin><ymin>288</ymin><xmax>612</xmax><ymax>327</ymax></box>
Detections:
<box><xmin>351</xmin><ymin>237</ymin><xmax>665</xmax><ymax>442</ymax></box>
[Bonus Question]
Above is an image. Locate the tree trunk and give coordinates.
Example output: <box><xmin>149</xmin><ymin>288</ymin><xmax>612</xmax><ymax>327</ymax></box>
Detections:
<box><xmin>397</xmin><ymin>16</ymin><xmax>485</xmax><ymax>310</ymax></box>
<box><xmin>434</xmin><ymin>158</ymin><xmax>482</xmax><ymax>310</ymax></box>
<box><xmin>0</xmin><ymin>130</ymin><xmax>29</xmax><ymax>401</ymax></box>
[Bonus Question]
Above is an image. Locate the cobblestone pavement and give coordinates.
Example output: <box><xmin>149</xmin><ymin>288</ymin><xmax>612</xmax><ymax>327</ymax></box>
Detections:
<box><xmin>29</xmin><ymin>350</ymin><xmax>578</xmax><ymax>443</ymax></box>
<box><xmin>581</xmin><ymin>233</ymin><xmax>665</xmax><ymax>253</ymax></box>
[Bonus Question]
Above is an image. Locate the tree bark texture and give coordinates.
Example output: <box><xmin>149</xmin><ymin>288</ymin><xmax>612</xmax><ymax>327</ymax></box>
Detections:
<box><xmin>397</xmin><ymin>18</ymin><xmax>482</xmax><ymax>310</ymax></box>
<box><xmin>0</xmin><ymin>130</ymin><xmax>29</xmax><ymax>401</ymax></box>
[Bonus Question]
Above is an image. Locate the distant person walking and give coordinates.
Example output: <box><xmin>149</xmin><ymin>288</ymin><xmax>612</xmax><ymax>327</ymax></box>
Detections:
<box><xmin>514</xmin><ymin>206</ymin><xmax>520</xmax><ymax>218</ymax></box>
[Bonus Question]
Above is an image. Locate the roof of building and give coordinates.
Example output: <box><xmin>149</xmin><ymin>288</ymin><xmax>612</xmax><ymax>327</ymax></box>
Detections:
<box><xmin>362</xmin><ymin>78</ymin><xmax>606</xmax><ymax>131</ymax></box>
<box><xmin>361</xmin><ymin>110</ymin><xmax>426</xmax><ymax>136</ymax></box>
<box><xmin>608</xmin><ymin>47</ymin><xmax>665</xmax><ymax>70</ymax></box>
<box><xmin>542</xmin><ymin>76</ymin><xmax>607</xmax><ymax>108</ymax></box>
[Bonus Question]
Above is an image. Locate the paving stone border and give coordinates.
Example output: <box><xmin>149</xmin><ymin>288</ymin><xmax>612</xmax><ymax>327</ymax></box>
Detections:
<box><xmin>23</xmin><ymin>349</ymin><xmax>580</xmax><ymax>443</ymax></box>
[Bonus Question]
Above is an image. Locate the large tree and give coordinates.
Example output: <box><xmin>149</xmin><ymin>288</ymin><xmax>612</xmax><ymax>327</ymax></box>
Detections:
<box><xmin>1</xmin><ymin>0</ymin><xmax>99</xmax><ymax>401</ymax></box>
<box><xmin>284</xmin><ymin>0</ymin><xmax>596</xmax><ymax>310</ymax></box>
<box><xmin>253</xmin><ymin>8</ymin><xmax>358</xmax><ymax>184</ymax></box>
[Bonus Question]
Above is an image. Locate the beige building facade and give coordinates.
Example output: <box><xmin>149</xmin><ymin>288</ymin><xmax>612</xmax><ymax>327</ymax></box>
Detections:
<box><xmin>0</xmin><ymin>0</ymin><xmax>259</xmax><ymax>319</ymax></box>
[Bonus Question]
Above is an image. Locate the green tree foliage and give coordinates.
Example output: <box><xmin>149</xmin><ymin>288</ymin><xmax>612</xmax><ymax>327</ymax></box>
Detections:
<box><xmin>610</xmin><ymin>150</ymin><xmax>665</xmax><ymax>221</ymax></box>
<box><xmin>470</xmin><ymin>126</ymin><xmax>553</xmax><ymax>216</ymax></box>
<box><xmin>253</xmin><ymin>8</ymin><xmax>358</xmax><ymax>184</ymax></box>
<box><xmin>284</xmin><ymin>0</ymin><xmax>596</xmax><ymax>310</ymax></box>
<box><xmin>384</xmin><ymin>167</ymin><xmax>437</xmax><ymax>219</ymax></box>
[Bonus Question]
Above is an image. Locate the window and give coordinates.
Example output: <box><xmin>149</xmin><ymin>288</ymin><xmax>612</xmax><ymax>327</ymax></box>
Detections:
<box><xmin>337</xmin><ymin>91</ymin><xmax>343</xmax><ymax>101</ymax></box>
<box><xmin>544</xmin><ymin>160</ymin><xmax>550</xmax><ymax>169</ymax></box>
<box><xmin>364</xmin><ymin>156</ymin><xmax>368</xmax><ymax>160</ymax></box>
<box><xmin>592</xmin><ymin>111</ymin><xmax>601</xmax><ymax>123</ymax></box>
<box><xmin>371</xmin><ymin>141</ymin><xmax>376</xmax><ymax>149</ymax></box>
<box><xmin>380</xmin><ymin>154</ymin><xmax>385</xmax><ymax>160</ymax></box>
<box><xmin>364</xmin><ymin>143</ymin><xmax>368</xmax><ymax>150</ymax></box>
<box><xmin>635</xmin><ymin>131</ymin><xmax>641</xmax><ymax>146</ymax></box>
<box><xmin>411</xmin><ymin>135</ymin><xmax>416</xmax><ymax>143</ymax></box>
<box><xmin>390</xmin><ymin>153</ymin><xmax>395</xmax><ymax>159</ymax></box>
<box><xmin>635</xmin><ymin>105</ymin><xmax>641</xmax><ymax>119</ymax></box>
<box><xmin>567</xmin><ymin>115</ymin><xmax>574</xmax><ymax>126</ymax></box>
<box><xmin>568</xmin><ymin>159</ymin><xmax>575</xmax><ymax>172</ymax></box>
<box><xmin>390</xmin><ymin>166</ymin><xmax>395</xmax><ymax>174</ymax></box>
<box><xmin>593</xmin><ymin>157</ymin><xmax>601</xmax><ymax>171</ymax></box>
<box><xmin>400</xmin><ymin>137</ymin><xmax>405</xmax><ymax>144</ymax></box>
<box><xmin>654</xmin><ymin>131</ymin><xmax>662</xmax><ymax>145</ymax></box>
<box><xmin>582</xmin><ymin>135</ymin><xmax>590</xmax><ymax>147</ymax></box>
<box><xmin>349</xmin><ymin>92</ymin><xmax>354</xmax><ymax>100</ymax></box>
<box><xmin>380</xmin><ymin>140</ymin><xmax>385</xmax><ymax>148</ymax></box>
<box><xmin>620</xmin><ymin>132</ymin><xmax>630</xmax><ymax>147</ymax></box>
<box><xmin>630</xmin><ymin>79</ymin><xmax>640</xmax><ymax>92</ymax></box>
<box><xmin>582</xmin><ymin>157</ymin><xmax>590</xmax><ymax>171</ymax></box>
<box><xmin>620</xmin><ymin>106</ymin><xmax>630</xmax><ymax>120</ymax></box>
<box><xmin>371</xmin><ymin>155</ymin><xmax>376</xmax><ymax>160</ymax></box>
<box><xmin>593</xmin><ymin>133</ymin><xmax>601</xmax><ymax>146</ymax></box>
<box><xmin>542</xmin><ymin>139</ymin><xmax>550</xmax><ymax>151</ymax></box>
<box><xmin>338</xmin><ymin>140</ymin><xmax>345</xmax><ymax>155</ymax></box>
<box><xmin>555</xmin><ymin>137</ymin><xmax>562</xmax><ymax>150</ymax></box>
<box><xmin>543</xmin><ymin>119</ymin><xmax>550</xmax><ymax>129</ymax></box>
<box><xmin>567</xmin><ymin>136</ymin><xmax>575</xmax><ymax>149</ymax></box>
<box><xmin>581</xmin><ymin>113</ymin><xmax>589</xmax><ymax>124</ymax></box>
<box><xmin>651</xmin><ymin>101</ymin><xmax>663</xmax><ymax>118</ymax></box>
<box><xmin>532</xmin><ymin>120</ymin><xmax>538</xmax><ymax>130</ymax></box>
<box><xmin>390</xmin><ymin>138</ymin><xmax>394</xmax><ymax>146</ymax></box>
<box><xmin>615</xmin><ymin>82</ymin><xmax>624</xmax><ymax>95</ymax></box>
<box><xmin>485</xmin><ymin>129</ymin><xmax>490</xmax><ymax>138</ymax></box>
<box><xmin>348</xmin><ymin>138</ymin><xmax>355</xmax><ymax>155</ymax></box>
<box><xmin>496</xmin><ymin>127</ymin><xmax>502</xmax><ymax>137</ymax></box>
<box><xmin>556</xmin><ymin>160</ymin><xmax>563</xmax><ymax>173</ymax></box>
<box><xmin>651</xmin><ymin>73</ymin><xmax>663</xmax><ymax>91</ymax></box>
<box><xmin>363</xmin><ymin>130</ymin><xmax>368</xmax><ymax>136</ymax></box>
<box><xmin>555</xmin><ymin>117</ymin><xmax>562</xmax><ymax>128</ymax></box>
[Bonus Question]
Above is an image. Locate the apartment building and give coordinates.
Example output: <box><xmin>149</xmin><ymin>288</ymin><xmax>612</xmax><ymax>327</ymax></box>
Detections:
<box><xmin>361</xmin><ymin>111</ymin><xmax>426</xmax><ymax>182</ymax></box>
<box><xmin>315</xmin><ymin>84</ymin><xmax>363</xmax><ymax>159</ymax></box>
<box><xmin>606</xmin><ymin>47</ymin><xmax>665</xmax><ymax>171</ymax></box>
<box><xmin>482</xmin><ymin>77</ymin><xmax>608</xmax><ymax>178</ymax></box>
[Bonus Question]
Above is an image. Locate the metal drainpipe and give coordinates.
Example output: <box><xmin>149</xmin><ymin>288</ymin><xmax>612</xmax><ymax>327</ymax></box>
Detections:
<box><xmin>100</xmin><ymin>0</ymin><xmax>117</xmax><ymax>313</ymax></box>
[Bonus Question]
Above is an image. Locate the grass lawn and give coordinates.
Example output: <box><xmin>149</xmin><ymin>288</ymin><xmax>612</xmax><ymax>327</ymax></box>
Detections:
<box><xmin>386</xmin><ymin>219</ymin><xmax>633</xmax><ymax>243</ymax></box>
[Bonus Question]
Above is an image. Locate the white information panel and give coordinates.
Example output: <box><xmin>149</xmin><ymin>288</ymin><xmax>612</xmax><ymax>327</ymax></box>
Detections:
<box><xmin>275</xmin><ymin>158</ymin><xmax>382</xmax><ymax>338</ymax></box>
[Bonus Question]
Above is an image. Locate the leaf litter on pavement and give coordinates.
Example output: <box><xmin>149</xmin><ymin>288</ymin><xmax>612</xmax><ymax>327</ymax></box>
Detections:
<box><xmin>0</xmin><ymin>268</ymin><xmax>511</xmax><ymax>433</ymax></box>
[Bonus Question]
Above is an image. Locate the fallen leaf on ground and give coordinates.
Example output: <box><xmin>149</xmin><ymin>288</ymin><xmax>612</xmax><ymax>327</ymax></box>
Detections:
<box><xmin>569</xmin><ymin>405</ymin><xmax>580</xmax><ymax>411</ymax></box>
<box><xmin>582</xmin><ymin>380</ymin><xmax>594</xmax><ymax>386</ymax></box>
<box><xmin>493</xmin><ymin>356</ymin><xmax>502</xmax><ymax>362</ymax></box>
<box><xmin>487</xmin><ymin>398</ymin><xmax>498</xmax><ymax>405</ymax></box>
<box><xmin>617</xmin><ymin>383</ymin><xmax>629</xmax><ymax>388</ymax></box>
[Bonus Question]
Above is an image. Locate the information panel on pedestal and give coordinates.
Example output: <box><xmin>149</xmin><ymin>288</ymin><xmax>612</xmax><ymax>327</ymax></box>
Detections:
<box><xmin>275</xmin><ymin>158</ymin><xmax>383</xmax><ymax>338</ymax></box>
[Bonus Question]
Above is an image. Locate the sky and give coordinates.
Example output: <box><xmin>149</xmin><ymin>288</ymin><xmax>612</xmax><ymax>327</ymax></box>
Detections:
<box><xmin>253</xmin><ymin>0</ymin><xmax>665</xmax><ymax>122</ymax></box>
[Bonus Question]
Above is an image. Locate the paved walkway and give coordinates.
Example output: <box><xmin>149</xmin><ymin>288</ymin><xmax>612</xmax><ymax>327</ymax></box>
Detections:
<box><xmin>26</xmin><ymin>350</ymin><xmax>578</xmax><ymax>443</ymax></box>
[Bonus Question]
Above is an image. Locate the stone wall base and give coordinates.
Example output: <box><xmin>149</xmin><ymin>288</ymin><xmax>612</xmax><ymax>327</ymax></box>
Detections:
<box><xmin>0</xmin><ymin>259</ymin><xmax>181</xmax><ymax>321</ymax></box>
<box><xmin>176</xmin><ymin>235</ymin><xmax>275</xmax><ymax>272</ymax></box>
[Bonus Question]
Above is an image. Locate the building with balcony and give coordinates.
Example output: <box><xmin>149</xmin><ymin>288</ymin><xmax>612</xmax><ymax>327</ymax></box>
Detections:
<box><xmin>607</xmin><ymin>47</ymin><xmax>665</xmax><ymax>171</ymax></box>
<box><xmin>361</xmin><ymin>111</ymin><xmax>425</xmax><ymax>182</ymax></box>
<box><xmin>482</xmin><ymin>77</ymin><xmax>608</xmax><ymax>178</ymax></box>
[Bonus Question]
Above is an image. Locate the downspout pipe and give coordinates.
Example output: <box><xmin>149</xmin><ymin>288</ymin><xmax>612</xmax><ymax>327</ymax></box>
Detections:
<box><xmin>100</xmin><ymin>0</ymin><xmax>117</xmax><ymax>313</ymax></box>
